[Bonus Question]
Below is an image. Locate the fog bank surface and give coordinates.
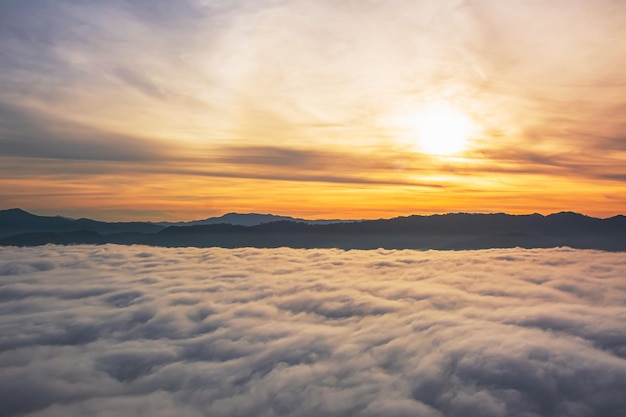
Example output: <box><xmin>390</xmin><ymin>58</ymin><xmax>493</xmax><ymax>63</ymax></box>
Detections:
<box><xmin>1</xmin><ymin>245</ymin><xmax>625</xmax><ymax>417</ymax></box>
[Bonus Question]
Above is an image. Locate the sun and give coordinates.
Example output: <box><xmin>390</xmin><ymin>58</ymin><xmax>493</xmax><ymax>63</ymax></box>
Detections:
<box><xmin>405</xmin><ymin>101</ymin><xmax>477</xmax><ymax>155</ymax></box>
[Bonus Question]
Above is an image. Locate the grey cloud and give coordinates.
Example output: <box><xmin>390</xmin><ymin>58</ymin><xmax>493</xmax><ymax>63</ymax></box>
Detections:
<box><xmin>0</xmin><ymin>141</ymin><xmax>441</xmax><ymax>189</ymax></box>
<box><xmin>603</xmin><ymin>136</ymin><xmax>626</xmax><ymax>152</ymax></box>
<box><xmin>0</xmin><ymin>103</ymin><xmax>170</xmax><ymax>161</ymax></box>
<box><xmin>1</xmin><ymin>246</ymin><xmax>626</xmax><ymax>416</ymax></box>
<box><xmin>121</xmin><ymin>0</ymin><xmax>205</xmax><ymax>28</ymax></box>
<box><xmin>455</xmin><ymin>146</ymin><xmax>626</xmax><ymax>183</ymax></box>
<box><xmin>0</xmin><ymin>0</ymin><xmax>215</xmax><ymax>111</ymax></box>
<box><xmin>112</xmin><ymin>67</ymin><xmax>167</xmax><ymax>100</ymax></box>
<box><xmin>170</xmin><ymin>166</ymin><xmax>443</xmax><ymax>188</ymax></box>
<box><xmin>212</xmin><ymin>145</ymin><xmax>433</xmax><ymax>173</ymax></box>
<box><xmin>215</xmin><ymin>146</ymin><xmax>330</xmax><ymax>170</ymax></box>
<box><xmin>160</xmin><ymin>144</ymin><xmax>443</xmax><ymax>187</ymax></box>
<box><xmin>602</xmin><ymin>173</ymin><xmax>626</xmax><ymax>182</ymax></box>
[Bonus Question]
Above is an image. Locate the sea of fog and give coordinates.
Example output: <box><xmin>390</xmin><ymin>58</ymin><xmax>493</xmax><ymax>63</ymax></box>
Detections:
<box><xmin>1</xmin><ymin>245</ymin><xmax>625</xmax><ymax>417</ymax></box>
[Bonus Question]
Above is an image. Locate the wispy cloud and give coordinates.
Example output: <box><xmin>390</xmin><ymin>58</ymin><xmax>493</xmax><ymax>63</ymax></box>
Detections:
<box><xmin>1</xmin><ymin>0</ymin><xmax>626</xmax><ymax>217</ymax></box>
<box><xmin>0</xmin><ymin>103</ymin><xmax>172</xmax><ymax>161</ymax></box>
<box><xmin>1</xmin><ymin>246</ymin><xmax>626</xmax><ymax>416</ymax></box>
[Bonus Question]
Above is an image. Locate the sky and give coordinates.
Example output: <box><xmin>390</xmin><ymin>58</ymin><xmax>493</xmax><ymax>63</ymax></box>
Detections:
<box><xmin>1</xmin><ymin>0</ymin><xmax>625</xmax><ymax>221</ymax></box>
<box><xmin>1</xmin><ymin>245</ymin><xmax>626</xmax><ymax>416</ymax></box>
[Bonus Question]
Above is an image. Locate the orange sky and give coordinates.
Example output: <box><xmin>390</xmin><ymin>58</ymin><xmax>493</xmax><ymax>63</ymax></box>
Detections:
<box><xmin>1</xmin><ymin>0</ymin><xmax>625</xmax><ymax>221</ymax></box>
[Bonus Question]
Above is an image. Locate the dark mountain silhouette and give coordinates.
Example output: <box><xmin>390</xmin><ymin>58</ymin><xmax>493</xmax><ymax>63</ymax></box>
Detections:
<box><xmin>0</xmin><ymin>209</ymin><xmax>350</xmax><ymax>238</ymax></box>
<box><xmin>157</xmin><ymin>212</ymin><xmax>351</xmax><ymax>227</ymax></box>
<box><xmin>1</xmin><ymin>209</ymin><xmax>624</xmax><ymax>251</ymax></box>
<box><xmin>0</xmin><ymin>208</ymin><xmax>164</xmax><ymax>238</ymax></box>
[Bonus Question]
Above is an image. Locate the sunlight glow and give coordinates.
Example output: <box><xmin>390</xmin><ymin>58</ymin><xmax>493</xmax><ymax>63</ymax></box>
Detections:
<box><xmin>408</xmin><ymin>101</ymin><xmax>478</xmax><ymax>155</ymax></box>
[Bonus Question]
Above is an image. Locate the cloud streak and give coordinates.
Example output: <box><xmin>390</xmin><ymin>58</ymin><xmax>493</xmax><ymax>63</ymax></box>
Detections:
<box><xmin>1</xmin><ymin>245</ymin><xmax>625</xmax><ymax>416</ymax></box>
<box><xmin>0</xmin><ymin>103</ymin><xmax>172</xmax><ymax>162</ymax></box>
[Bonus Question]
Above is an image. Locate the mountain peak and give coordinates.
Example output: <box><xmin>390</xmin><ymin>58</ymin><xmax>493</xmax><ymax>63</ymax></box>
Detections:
<box><xmin>0</xmin><ymin>208</ymin><xmax>35</xmax><ymax>219</ymax></box>
<box><xmin>163</xmin><ymin>212</ymin><xmax>349</xmax><ymax>227</ymax></box>
<box><xmin>549</xmin><ymin>211</ymin><xmax>586</xmax><ymax>217</ymax></box>
<box><xmin>2</xmin><ymin>208</ymin><xmax>31</xmax><ymax>215</ymax></box>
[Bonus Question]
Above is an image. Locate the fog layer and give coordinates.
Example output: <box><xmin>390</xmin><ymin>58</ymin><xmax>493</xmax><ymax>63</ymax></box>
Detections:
<box><xmin>1</xmin><ymin>245</ymin><xmax>625</xmax><ymax>417</ymax></box>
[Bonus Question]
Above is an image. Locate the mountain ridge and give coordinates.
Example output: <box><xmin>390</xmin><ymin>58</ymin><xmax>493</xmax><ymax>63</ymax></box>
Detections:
<box><xmin>157</xmin><ymin>212</ymin><xmax>351</xmax><ymax>227</ymax></box>
<box><xmin>1</xmin><ymin>208</ymin><xmax>624</xmax><ymax>251</ymax></box>
<box><xmin>0</xmin><ymin>208</ymin><xmax>164</xmax><ymax>238</ymax></box>
<box><xmin>0</xmin><ymin>208</ymin><xmax>356</xmax><ymax>238</ymax></box>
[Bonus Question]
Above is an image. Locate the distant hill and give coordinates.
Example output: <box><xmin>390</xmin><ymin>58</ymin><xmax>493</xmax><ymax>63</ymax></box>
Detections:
<box><xmin>0</xmin><ymin>208</ymin><xmax>164</xmax><ymax>238</ymax></box>
<box><xmin>1</xmin><ymin>209</ymin><xmax>624</xmax><ymax>251</ymax></box>
<box><xmin>158</xmin><ymin>212</ymin><xmax>351</xmax><ymax>227</ymax></box>
<box><xmin>0</xmin><ymin>208</ymin><xmax>351</xmax><ymax>238</ymax></box>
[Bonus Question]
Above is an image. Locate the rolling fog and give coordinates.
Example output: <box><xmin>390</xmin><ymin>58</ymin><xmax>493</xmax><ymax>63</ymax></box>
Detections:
<box><xmin>1</xmin><ymin>245</ymin><xmax>625</xmax><ymax>417</ymax></box>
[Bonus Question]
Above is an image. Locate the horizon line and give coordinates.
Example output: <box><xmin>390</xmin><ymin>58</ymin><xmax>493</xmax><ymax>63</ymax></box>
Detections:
<box><xmin>2</xmin><ymin>207</ymin><xmax>624</xmax><ymax>224</ymax></box>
